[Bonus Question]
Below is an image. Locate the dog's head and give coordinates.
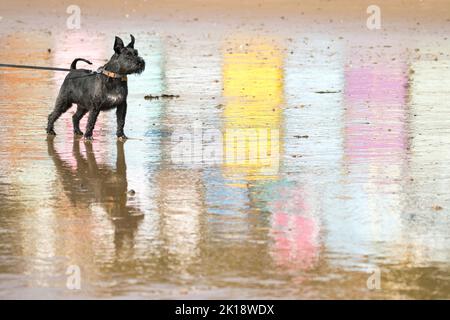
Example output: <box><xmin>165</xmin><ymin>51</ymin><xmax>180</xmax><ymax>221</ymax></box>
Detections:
<box><xmin>107</xmin><ymin>35</ymin><xmax>145</xmax><ymax>75</ymax></box>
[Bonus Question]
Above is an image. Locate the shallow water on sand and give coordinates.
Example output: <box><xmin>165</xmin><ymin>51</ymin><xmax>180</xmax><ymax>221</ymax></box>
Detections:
<box><xmin>0</xmin><ymin>22</ymin><xmax>450</xmax><ymax>299</ymax></box>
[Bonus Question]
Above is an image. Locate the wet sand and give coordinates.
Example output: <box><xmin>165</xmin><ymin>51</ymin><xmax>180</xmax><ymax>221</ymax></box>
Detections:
<box><xmin>0</xmin><ymin>0</ymin><xmax>449</xmax><ymax>299</ymax></box>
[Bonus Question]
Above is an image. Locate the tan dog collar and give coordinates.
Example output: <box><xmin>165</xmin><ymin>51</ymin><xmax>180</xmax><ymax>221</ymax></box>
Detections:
<box><xmin>102</xmin><ymin>70</ymin><xmax>127</xmax><ymax>81</ymax></box>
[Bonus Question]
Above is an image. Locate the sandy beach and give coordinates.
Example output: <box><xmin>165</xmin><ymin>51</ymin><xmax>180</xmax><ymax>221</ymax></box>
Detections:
<box><xmin>0</xmin><ymin>0</ymin><xmax>449</xmax><ymax>299</ymax></box>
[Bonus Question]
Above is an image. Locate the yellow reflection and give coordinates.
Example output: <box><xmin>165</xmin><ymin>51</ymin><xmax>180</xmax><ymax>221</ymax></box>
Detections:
<box><xmin>222</xmin><ymin>40</ymin><xmax>283</xmax><ymax>180</ymax></box>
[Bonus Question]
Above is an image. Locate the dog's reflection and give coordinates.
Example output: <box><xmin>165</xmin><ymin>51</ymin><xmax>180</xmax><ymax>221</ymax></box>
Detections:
<box><xmin>47</xmin><ymin>138</ymin><xmax>143</xmax><ymax>252</ymax></box>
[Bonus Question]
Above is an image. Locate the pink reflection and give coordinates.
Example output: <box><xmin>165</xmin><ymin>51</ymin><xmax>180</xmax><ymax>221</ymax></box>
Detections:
<box><xmin>345</xmin><ymin>66</ymin><xmax>406</xmax><ymax>104</ymax></box>
<box><xmin>269</xmin><ymin>186</ymin><xmax>319</xmax><ymax>272</ymax></box>
<box><xmin>344</xmin><ymin>63</ymin><xmax>408</xmax><ymax>160</ymax></box>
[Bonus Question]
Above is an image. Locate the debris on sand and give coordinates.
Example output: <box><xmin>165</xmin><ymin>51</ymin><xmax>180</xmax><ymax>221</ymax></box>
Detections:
<box><xmin>315</xmin><ymin>90</ymin><xmax>341</xmax><ymax>94</ymax></box>
<box><xmin>432</xmin><ymin>205</ymin><xmax>443</xmax><ymax>211</ymax></box>
<box><xmin>294</xmin><ymin>135</ymin><xmax>309</xmax><ymax>139</ymax></box>
<box><xmin>144</xmin><ymin>94</ymin><xmax>180</xmax><ymax>100</ymax></box>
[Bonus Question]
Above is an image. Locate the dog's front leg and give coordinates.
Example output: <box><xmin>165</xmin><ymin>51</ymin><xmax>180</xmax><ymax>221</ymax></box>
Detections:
<box><xmin>116</xmin><ymin>102</ymin><xmax>128</xmax><ymax>140</ymax></box>
<box><xmin>84</xmin><ymin>109</ymin><xmax>101</xmax><ymax>140</ymax></box>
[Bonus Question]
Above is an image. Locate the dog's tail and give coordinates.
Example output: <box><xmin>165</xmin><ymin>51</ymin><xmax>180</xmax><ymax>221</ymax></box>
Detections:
<box><xmin>70</xmin><ymin>58</ymin><xmax>92</xmax><ymax>70</ymax></box>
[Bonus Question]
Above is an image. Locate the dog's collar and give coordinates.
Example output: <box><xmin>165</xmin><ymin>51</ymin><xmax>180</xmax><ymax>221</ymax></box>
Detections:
<box><xmin>98</xmin><ymin>68</ymin><xmax>127</xmax><ymax>81</ymax></box>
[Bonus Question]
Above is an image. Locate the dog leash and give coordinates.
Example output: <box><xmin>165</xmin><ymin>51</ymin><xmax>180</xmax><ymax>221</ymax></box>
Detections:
<box><xmin>0</xmin><ymin>63</ymin><xmax>128</xmax><ymax>81</ymax></box>
<box><xmin>0</xmin><ymin>63</ymin><xmax>72</xmax><ymax>72</ymax></box>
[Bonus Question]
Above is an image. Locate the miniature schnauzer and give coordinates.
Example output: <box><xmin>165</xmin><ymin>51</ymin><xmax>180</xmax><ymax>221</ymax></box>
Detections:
<box><xmin>46</xmin><ymin>35</ymin><xmax>145</xmax><ymax>140</ymax></box>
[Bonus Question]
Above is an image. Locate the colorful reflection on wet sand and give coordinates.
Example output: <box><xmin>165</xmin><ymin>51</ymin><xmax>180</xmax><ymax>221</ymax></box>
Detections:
<box><xmin>0</xmin><ymin>26</ymin><xmax>449</xmax><ymax>299</ymax></box>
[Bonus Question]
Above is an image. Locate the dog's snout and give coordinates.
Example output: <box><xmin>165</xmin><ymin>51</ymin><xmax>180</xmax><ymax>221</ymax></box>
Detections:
<box><xmin>138</xmin><ymin>58</ymin><xmax>145</xmax><ymax>71</ymax></box>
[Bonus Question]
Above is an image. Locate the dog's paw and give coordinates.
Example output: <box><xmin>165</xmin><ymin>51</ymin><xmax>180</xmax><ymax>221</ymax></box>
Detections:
<box><xmin>47</xmin><ymin>129</ymin><xmax>56</xmax><ymax>136</ymax></box>
<box><xmin>117</xmin><ymin>135</ymin><xmax>128</xmax><ymax>142</ymax></box>
<box><xmin>74</xmin><ymin>130</ymin><xmax>84</xmax><ymax>136</ymax></box>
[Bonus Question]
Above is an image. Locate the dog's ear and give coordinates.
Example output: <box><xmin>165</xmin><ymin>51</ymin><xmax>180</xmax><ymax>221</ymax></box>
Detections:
<box><xmin>114</xmin><ymin>36</ymin><xmax>125</xmax><ymax>53</ymax></box>
<box><xmin>127</xmin><ymin>34</ymin><xmax>135</xmax><ymax>49</ymax></box>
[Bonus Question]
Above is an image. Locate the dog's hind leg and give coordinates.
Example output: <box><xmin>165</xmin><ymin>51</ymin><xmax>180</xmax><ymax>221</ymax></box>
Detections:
<box><xmin>72</xmin><ymin>105</ymin><xmax>88</xmax><ymax>136</ymax></box>
<box><xmin>47</xmin><ymin>95</ymin><xmax>72</xmax><ymax>135</ymax></box>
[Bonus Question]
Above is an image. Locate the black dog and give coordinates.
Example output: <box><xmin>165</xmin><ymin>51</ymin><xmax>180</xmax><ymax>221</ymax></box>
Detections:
<box><xmin>46</xmin><ymin>35</ymin><xmax>145</xmax><ymax>140</ymax></box>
